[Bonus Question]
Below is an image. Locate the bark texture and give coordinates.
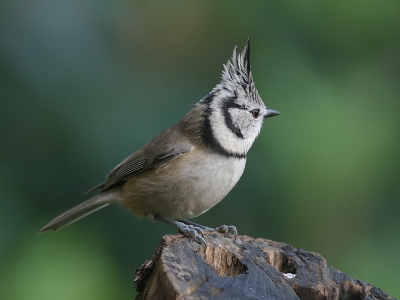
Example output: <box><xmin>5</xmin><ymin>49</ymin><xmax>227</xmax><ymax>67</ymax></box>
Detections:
<box><xmin>135</xmin><ymin>233</ymin><xmax>394</xmax><ymax>300</ymax></box>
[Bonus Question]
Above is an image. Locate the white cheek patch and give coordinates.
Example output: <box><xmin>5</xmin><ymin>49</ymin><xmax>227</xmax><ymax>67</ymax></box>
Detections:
<box><xmin>209</xmin><ymin>100</ymin><xmax>261</xmax><ymax>155</ymax></box>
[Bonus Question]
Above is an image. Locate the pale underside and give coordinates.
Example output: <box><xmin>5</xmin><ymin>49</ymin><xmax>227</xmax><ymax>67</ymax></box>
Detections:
<box><xmin>120</xmin><ymin>146</ymin><xmax>246</xmax><ymax>220</ymax></box>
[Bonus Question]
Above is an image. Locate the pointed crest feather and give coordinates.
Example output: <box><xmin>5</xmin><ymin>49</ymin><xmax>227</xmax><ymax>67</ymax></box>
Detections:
<box><xmin>222</xmin><ymin>38</ymin><xmax>253</xmax><ymax>88</ymax></box>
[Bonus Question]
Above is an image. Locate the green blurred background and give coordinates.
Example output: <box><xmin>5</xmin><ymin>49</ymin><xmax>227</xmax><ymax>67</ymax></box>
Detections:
<box><xmin>1</xmin><ymin>1</ymin><xmax>399</xmax><ymax>299</ymax></box>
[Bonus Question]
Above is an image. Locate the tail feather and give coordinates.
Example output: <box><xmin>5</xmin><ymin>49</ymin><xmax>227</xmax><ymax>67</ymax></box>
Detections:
<box><xmin>38</xmin><ymin>190</ymin><xmax>120</xmax><ymax>233</ymax></box>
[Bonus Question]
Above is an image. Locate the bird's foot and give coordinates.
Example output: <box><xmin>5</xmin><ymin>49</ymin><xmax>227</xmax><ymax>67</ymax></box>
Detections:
<box><xmin>173</xmin><ymin>221</ymin><xmax>207</xmax><ymax>246</ymax></box>
<box><xmin>181</xmin><ymin>220</ymin><xmax>238</xmax><ymax>241</ymax></box>
<box><xmin>214</xmin><ymin>225</ymin><xmax>238</xmax><ymax>240</ymax></box>
<box><xmin>153</xmin><ymin>215</ymin><xmax>206</xmax><ymax>246</ymax></box>
<box><xmin>154</xmin><ymin>215</ymin><xmax>238</xmax><ymax>245</ymax></box>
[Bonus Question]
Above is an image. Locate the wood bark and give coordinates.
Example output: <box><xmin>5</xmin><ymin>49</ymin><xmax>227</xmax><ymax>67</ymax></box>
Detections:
<box><xmin>134</xmin><ymin>233</ymin><xmax>394</xmax><ymax>300</ymax></box>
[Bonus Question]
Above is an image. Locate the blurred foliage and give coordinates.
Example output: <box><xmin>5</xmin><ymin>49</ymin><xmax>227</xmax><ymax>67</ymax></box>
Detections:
<box><xmin>1</xmin><ymin>0</ymin><xmax>400</xmax><ymax>298</ymax></box>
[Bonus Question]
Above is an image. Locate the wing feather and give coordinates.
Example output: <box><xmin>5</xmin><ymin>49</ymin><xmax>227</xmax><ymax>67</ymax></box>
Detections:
<box><xmin>86</xmin><ymin>142</ymin><xmax>193</xmax><ymax>193</ymax></box>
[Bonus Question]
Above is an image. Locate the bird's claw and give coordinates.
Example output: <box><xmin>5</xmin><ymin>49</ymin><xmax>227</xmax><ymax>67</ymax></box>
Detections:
<box><xmin>175</xmin><ymin>222</ymin><xmax>207</xmax><ymax>246</ymax></box>
<box><xmin>214</xmin><ymin>225</ymin><xmax>238</xmax><ymax>240</ymax></box>
<box><xmin>157</xmin><ymin>216</ymin><xmax>238</xmax><ymax>246</ymax></box>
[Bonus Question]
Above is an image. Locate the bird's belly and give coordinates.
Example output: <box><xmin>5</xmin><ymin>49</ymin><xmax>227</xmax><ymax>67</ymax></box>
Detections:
<box><xmin>121</xmin><ymin>151</ymin><xmax>246</xmax><ymax>220</ymax></box>
<box><xmin>177</xmin><ymin>155</ymin><xmax>246</xmax><ymax>218</ymax></box>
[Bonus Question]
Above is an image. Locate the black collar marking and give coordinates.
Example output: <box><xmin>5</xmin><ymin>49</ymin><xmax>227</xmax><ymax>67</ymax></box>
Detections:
<box><xmin>200</xmin><ymin>93</ymin><xmax>246</xmax><ymax>159</ymax></box>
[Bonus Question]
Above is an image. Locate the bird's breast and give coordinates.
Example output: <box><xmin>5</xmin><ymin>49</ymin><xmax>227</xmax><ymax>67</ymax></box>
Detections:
<box><xmin>121</xmin><ymin>147</ymin><xmax>246</xmax><ymax>220</ymax></box>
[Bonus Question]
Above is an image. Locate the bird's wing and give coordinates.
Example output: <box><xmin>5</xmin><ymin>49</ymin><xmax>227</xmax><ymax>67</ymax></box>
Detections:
<box><xmin>86</xmin><ymin>142</ymin><xmax>193</xmax><ymax>193</ymax></box>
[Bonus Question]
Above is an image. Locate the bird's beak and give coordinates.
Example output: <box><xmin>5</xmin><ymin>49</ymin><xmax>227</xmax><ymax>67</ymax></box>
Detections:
<box><xmin>265</xmin><ymin>109</ymin><xmax>280</xmax><ymax>119</ymax></box>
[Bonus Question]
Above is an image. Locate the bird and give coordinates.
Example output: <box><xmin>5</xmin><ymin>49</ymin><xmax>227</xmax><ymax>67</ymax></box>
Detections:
<box><xmin>38</xmin><ymin>39</ymin><xmax>280</xmax><ymax>245</ymax></box>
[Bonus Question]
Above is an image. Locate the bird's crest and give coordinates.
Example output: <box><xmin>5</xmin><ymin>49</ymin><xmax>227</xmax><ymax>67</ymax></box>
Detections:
<box><xmin>221</xmin><ymin>38</ymin><xmax>254</xmax><ymax>90</ymax></box>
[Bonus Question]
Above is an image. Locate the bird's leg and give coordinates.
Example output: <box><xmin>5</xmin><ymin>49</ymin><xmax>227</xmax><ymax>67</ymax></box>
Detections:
<box><xmin>180</xmin><ymin>219</ymin><xmax>238</xmax><ymax>241</ymax></box>
<box><xmin>154</xmin><ymin>215</ymin><xmax>207</xmax><ymax>246</ymax></box>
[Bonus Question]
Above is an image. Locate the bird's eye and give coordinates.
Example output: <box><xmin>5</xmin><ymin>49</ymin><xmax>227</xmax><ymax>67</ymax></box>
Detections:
<box><xmin>250</xmin><ymin>109</ymin><xmax>260</xmax><ymax>119</ymax></box>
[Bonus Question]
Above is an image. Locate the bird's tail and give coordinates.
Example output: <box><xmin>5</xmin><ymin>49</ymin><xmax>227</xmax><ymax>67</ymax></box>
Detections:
<box><xmin>38</xmin><ymin>189</ymin><xmax>121</xmax><ymax>233</ymax></box>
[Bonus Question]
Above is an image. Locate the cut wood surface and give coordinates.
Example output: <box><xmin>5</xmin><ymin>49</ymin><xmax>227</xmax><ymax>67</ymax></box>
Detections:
<box><xmin>135</xmin><ymin>233</ymin><xmax>394</xmax><ymax>300</ymax></box>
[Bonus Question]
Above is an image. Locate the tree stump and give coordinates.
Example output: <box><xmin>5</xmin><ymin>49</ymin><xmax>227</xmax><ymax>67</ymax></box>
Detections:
<box><xmin>134</xmin><ymin>233</ymin><xmax>394</xmax><ymax>300</ymax></box>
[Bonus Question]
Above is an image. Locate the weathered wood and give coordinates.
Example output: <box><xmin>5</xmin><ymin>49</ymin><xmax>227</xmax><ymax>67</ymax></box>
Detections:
<box><xmin>135</xmin><ymin>233</ymin><xmax>394</xmax><ymax>300</ymax></box>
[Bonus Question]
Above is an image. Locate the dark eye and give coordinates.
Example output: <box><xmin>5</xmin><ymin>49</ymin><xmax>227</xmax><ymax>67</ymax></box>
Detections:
<box><xmin>250</xmin><ymin>109</ymin><xmax>260</xmax><ymax>119</ymax></box>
